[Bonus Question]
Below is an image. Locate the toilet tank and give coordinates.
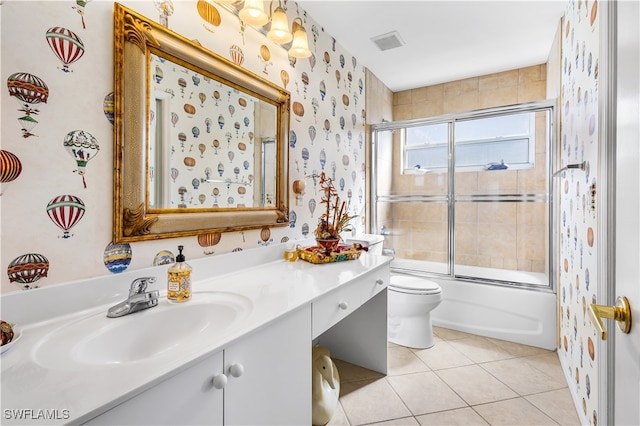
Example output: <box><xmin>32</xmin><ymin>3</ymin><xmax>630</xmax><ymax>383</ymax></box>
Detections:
<box><xmin>344</xmin><ymin>234</ymin><xmax>384</xmax><ymax>255</ymax></box>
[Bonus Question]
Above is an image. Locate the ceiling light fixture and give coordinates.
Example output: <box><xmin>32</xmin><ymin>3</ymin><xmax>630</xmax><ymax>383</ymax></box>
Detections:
<box><xmin>218</xmin><ymin>1</ymin><xmax>311</xmax><ymax>58</ymax></box>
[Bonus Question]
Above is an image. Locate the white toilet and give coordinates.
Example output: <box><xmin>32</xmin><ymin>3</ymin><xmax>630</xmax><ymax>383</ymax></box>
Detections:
<box><xmin>345</xmin><ymin>234</ymin><xmax>443</xmax><ymax>349</ymax></box>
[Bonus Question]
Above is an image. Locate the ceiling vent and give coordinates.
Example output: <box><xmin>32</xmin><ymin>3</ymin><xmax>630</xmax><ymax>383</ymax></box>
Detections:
<box><xmin>370</xmin><ymin>31</ymin><xmax>405</xmax><ymax>51</ymax></box>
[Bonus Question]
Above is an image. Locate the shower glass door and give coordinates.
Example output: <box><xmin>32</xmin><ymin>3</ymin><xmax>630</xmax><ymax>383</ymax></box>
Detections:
<box><xmin>372</xmin><ymin>123</ymin><xmax>450</xmax><ymax>275</ymax></box>
<box><xmin>453</xmin><ymin>110</ymin><xmax>551</xmax><ymax>287</ymax></box>
<box><xmin>371</xmin><ymin>101</ymin><xmax>554</xmax><ymax>289</ymax></box>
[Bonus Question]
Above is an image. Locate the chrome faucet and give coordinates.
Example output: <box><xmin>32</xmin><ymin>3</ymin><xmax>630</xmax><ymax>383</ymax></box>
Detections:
<box><xmin>107</xmin><ymin>277</ymin><xmax>160</xmax><ymax>318</ymax></box>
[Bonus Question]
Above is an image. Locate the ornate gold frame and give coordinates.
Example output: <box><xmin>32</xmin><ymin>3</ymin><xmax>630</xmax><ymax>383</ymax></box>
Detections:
<box><xmin>113</xmin><ymin>3</ymin><xmax>290</xmax><ymax>243</ymax></box>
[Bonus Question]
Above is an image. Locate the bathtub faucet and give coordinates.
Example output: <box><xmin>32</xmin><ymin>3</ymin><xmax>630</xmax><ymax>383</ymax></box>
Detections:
<box><xmin>380</xmin><ymin>225</ymin><xmax>391</xmax><ymax>236</ymax></box>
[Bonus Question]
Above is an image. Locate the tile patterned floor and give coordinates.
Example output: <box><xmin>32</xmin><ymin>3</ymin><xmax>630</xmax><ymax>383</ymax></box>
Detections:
<box><xmin>327</xmin><ymin>327</ymin><xmax>580</xmax><ymax>426</ymax></box>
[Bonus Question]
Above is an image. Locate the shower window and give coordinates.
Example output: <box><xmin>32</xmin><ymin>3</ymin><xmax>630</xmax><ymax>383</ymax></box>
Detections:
<box><xmin>372</xmin><ymin>101</ymin><xmax>555</xmax><ymax>290</ymax></box>
<box><xmin>403</xmin><ymin>113</ymin><xmax>536</xmax><ymax>174</ymax></box>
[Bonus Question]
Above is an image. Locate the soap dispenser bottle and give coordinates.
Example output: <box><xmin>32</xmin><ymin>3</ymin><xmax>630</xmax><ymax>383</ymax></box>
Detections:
<box><xmin>167</xmin><ymin>245</ymin><xmax>192</xmax><ymax>302</ymax></box>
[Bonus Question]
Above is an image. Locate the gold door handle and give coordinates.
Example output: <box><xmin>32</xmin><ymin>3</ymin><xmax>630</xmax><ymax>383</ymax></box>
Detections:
<box><xmin>588</xmin><ymin>296</ymin><xmax>632</xmax><ymax>340</ymax></box>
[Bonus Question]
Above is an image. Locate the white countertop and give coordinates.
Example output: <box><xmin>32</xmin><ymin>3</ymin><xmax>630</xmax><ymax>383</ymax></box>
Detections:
<box><xmin>0</xmin><ymin>243</ymin><xmax>391</xmax><ymax>425</ymax></box>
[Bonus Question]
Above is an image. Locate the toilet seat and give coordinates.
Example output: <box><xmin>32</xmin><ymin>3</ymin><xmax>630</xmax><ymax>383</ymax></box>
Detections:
<box><xmin>389</xmin><ymin>275</ymin><xmax>441</xmax><ymax>295</ymax></box>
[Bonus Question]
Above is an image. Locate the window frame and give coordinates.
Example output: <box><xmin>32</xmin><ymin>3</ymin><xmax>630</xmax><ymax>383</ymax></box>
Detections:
<box><xmin>401</xmin><ymin>108</ymin><xmax>538</xmax><ymax>174</ymax></box>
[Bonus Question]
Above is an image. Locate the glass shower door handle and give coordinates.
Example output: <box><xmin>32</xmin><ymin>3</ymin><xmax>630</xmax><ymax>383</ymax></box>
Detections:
<box><xmin>588</xmin><ymin>296</ymin><xmax>632</xmax><ymax>340</ymax></box>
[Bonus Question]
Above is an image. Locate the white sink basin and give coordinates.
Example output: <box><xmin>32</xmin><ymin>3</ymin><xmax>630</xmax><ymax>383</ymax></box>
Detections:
<box><xmin>32</xmin><ymin>291</ymin><xmax>252</xmax><ymax>369</ymax></box>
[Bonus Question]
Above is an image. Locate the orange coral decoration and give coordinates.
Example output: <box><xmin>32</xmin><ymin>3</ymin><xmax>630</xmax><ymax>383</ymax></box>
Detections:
<box><xmin>313</xmin><ymin>172</ymin><xmax>355</xmax><ymax>241</ymax></box>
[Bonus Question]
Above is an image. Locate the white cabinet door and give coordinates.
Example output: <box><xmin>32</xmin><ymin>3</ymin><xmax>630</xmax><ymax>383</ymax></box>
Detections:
<box><xmin>85</xmin><ymin>350</ymin><xmax>224</xmax><ymax>425</ymax></box>
<box><xmin>224</xmin><ymin>305</ymin><xmax>312</xmax><ymax>425</ymax></box>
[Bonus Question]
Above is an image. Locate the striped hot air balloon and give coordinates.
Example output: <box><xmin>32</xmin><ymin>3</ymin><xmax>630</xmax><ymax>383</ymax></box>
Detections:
<box><xmin>46</xmin><ymin>27</ymin><xmax>85</xmax><ymax>72</ymax></box>
<box><xmin>0</xmin><ymin>150</ymin><xmax>22</xmax><ymax>185</ymax></box>
<box><xmin>229</xmin><ymin>45</ymin><xmax>244</xmax><ymax>66</ymax></box>
<box><xmin>6</xmin><ymin>72</ymin><xmax>49</xmax><ymax>106</ymax></box>
<box><xmin>197</xmin><ymin>232</ymin><xmax>221</xmax><ymax>255</ymax></box>
<box><xmin>103</xmin><ymin>242</ymin><xmax>132</xmax><ymax>274</ymax></box>
<box><xmin>197</xmin><ymin>0</ymin><xmax>221</xmax><ymax>32</ymax></box>
<box><xmin>7</xmin><ymin>253</ymin><xmax>49</xmax><ymax>289</ymax></box>
<box><xmin>46</xmin><ymin>195</ymin><xmax>86</xmax><ymax>238</ymax></box>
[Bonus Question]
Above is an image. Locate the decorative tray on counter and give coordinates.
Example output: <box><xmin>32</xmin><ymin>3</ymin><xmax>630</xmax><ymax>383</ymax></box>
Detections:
<box><xmin>298</xmin><ymin>244</ymin><xmax>365</xmax><ymax>264</ymax></box>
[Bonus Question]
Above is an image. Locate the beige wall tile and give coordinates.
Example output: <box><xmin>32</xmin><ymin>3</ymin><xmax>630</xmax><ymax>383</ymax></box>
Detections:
<box><xmin>517</xmin><ymin>152</ymin><xmax>548</xmax><ymax>193</ymax></box>
<box><xmin>411</xmin><ymin>87</ymin><xmax>429</xmax><ymax>103</ymax></box>
<box><xmin>412</xmin><ymin>100</ymin><xmax>444</xmax><ymax>118</ymax></box>
<box><xmin>517</xmin><ymin>258</ymin><xmax>533</xmax><ymax>272</ymax></box>
<box><xmin>517</xmin><ymin>224</ymin><xmax>546</xmax><ymax>261</ymax></box>
<box><xmin>426</xmin><ymin>84</ymin><xmax>444</xmax><ymax>100</ymax></box>
<box><xmin>519</xmin><ymin>81</ymin><xmax>547</xmax><ymax>103</ymax></box>
<box><xmin>535</xmin><ymin>112</ymin><xmax>549</xmax><ymax>153</ymax></box>
<box><xmin>531</xmin><ymin>260</ymin><xmax>546</xmax><ymax>273</ymax></box>
<box><xmin>477</xmin><ymin>170</ymin><xmax>518</xmax><ymax>193</ymax></box>
<box><xmin>455</xmin><ymin>223</ymin><xmax>478</xmax><ymax>256</ymax></box>
<box><xmin>477</xmin><ymin>255</ymin><xmax>492</xmax><ymax>267</ymax></box>
<box><xmin>455</xmin><ymin>203</ymin><xmax>478</xmax><ymax>224</ymax></box>
<box><xmin>478</xmin><ymin>74</ymin><xmax>498</xmax><ymax>91</ymax></box>
<box><xmin>478</xmin><ymin>223</ymin><xmax>517</xmax><ymax>258</ymax></box>
<box><xmin>517</xmin><ymin>203</ymin><xmax>547</xmax><ymax>226</ymax></box>
<box><xmin>478</xmin><ymin>203</ymin><xmax>517</xmax><ymax>225</ymax></box>
<box><xmin>498</xmin><ymin>70</ymin><xmax>519</xmax><ymax>87</ymax></box>
<box><xmin>395</xmin><ymin>90</ymin><xmax>412</xmax><ymax>105</ymax></box>
<box><xmin>444</xmin><ymin>80</ymin><xmax>462</xmax><ymax>97</ymax></box>
<box><xmin>394</xmin><ymin>103</ymin><xmax>412</xmax><ymax>120</ymax></box>
<box><xmin>455</xmin><ymin>172</ymin><xmax>479</xmax><ymax>194</ymax></box>
<box><xmin>444</xmin><ymin>93</ymin><xmax>480</xmax><ymax>114</ymax></box>
<box><xmin>412</xmin><ymin>221</ymin><xmax>447</xmax><ymax>253</ymax></box>
<box><xmin>461</xmin><ymin>77</ymin><xmax>479</xmax><ymax>93</ymax></box>
<box><xmin>503</xmin><ymin>257</ymin><xmax>518</xmax><ymax>270</ymax></box>
<box><xmin>479</xmin><ymin>86</ymin><xmax>518</xmax><ymax>109</ymax></box>
<box><xmin>519</xmin><ymin>65</ymin><xmax>543</xmax><ymax>83</ymax></box>
<box><xmin>455</xmin><ymin>254</ymin><xmax>479</xmax><ymax>267</ymax></box>
<box><xmin>491</xmin><ymin>257</ymin><xmax>505</xmax><ymax>269</ymax></box>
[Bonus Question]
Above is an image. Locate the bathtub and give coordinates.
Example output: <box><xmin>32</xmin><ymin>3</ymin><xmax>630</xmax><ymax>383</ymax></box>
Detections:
<box><xmin>390</xmin><ymin>258</ymin><xmax>557</xmax><ymax>350</ymax></box>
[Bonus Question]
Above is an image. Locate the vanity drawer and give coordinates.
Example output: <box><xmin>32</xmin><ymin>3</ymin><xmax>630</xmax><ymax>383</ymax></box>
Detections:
<box><xmin>312</xmin><ymin>268</ymin><xmax>388</xmax><ymax>339</ymax></box>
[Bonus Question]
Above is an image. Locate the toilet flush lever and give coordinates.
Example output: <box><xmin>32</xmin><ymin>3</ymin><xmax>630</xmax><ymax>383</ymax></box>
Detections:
<box><xmin>588</xmin><ymin>296</ymin><xmax>632</xmax><ymax>340</ymax></box>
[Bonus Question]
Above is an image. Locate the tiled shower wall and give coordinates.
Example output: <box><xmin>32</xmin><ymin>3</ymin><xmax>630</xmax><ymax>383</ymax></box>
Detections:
<box><xmin>380</xmin><ymin>65</ymin><xmax>549</xmax><ymax>272</ymax></box>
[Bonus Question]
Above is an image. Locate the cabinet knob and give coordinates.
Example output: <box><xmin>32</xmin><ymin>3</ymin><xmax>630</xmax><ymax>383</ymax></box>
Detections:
<box><xmin>338</xmin><ymin>301</ymin><xmax>348</xmax><ymax>310</ymax></box>
<box><xmin>376</xmin><ymin>279</ymin><xmax>384</xmax><ymax>285</ymax></box>
<box><xmin>212</xmin><ymin>373</ymin><xmax>228</xmax><ymax>389</ymax></box>
<box><xmin>229</xmin><ymin>363</ymin><xmax>244</xmax><ymax>378</ymax></box>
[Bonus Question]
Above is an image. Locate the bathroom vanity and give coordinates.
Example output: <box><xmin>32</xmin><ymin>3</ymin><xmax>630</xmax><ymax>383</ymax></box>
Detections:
<box><xmin>0</xmin><ymin>243</ymin><xmax>390</xmax><ymax>425</ymax></box>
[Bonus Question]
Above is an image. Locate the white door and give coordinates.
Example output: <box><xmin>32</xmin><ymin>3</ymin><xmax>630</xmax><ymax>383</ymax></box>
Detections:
<box><xmin>613</xmin><ymin>0</ymin><xmax>640</xmax><ymax>424</ymax></box>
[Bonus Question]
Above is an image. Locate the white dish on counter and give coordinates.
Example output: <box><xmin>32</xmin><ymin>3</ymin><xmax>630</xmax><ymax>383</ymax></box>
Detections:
<box><xmin>1</xmin><ymin>327</ymin><xmax>21</xmax><ymax>354</ymax></box>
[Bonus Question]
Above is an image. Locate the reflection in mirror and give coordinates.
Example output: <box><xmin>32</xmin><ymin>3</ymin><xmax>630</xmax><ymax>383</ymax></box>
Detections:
<box><xmin>113</xmin><ymin>3</ymin><xmax>290</xmax><ymax>243</ymax></box>
<box><xmin>148</xmin><ymin>52</ymin><xmax>278</xmax><ymax>210</ymax></box>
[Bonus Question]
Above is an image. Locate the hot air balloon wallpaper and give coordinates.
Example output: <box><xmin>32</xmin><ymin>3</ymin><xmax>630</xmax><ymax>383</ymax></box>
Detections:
<box><xmin>258</xmin><ymin>227</ymin><xmax>272</xmax><ymax>246</ymax></box>
<box><xmin>197</xmin><ymin>0</ymin><xmax>221</xmax><ymax>33</ymax></box>
<box><xmin>45</xmin><ymin>27</ymin><xmax>85</xmax><ymax>72</ymax></box>
<box><xmin>154</xmin><ymin>0</ymin><xmax>174</xmax><ymax>27</ymax></box>
<box><xmin>103</xmin><ymin>92</ymin><xmax>114</xmax><ymax>124</ymax></box>
<box><xmin>153</xmin><ymin>250</ymin><xmax>175</xmax><ymax>266</ymax></box>
<box><xmin>259</xmin><ymin>45</ymin><xmax>272</xmax><ymax>74</ymax></box>
<box><xmin>6</xmin><ymin>72</ymin><xmax>49</xmax><ymax>137</ymax></box>
<box><xmin>7</xmin><ymin>253</ymin><xmax>49</xmax><ymax>290</ymax></box>
<box><xmin>0</xmin><ymin>150</ymin><xmax>23</xmax><ymax>193</ymax></box>
<box><xmin>280</xmin><ymin>70</ymin><xmax>290</xmax><ymax>89</ymax></box>
<box><xmin>197</xmin><ymin>232</ymin><xmax>222</xmax><ymax>255</ymax></box>
<box><xmin>46</xmin><ymin>194</ymin><xmax>86</xmax><ymax>238</ymax></box>
<box><xmin>103</xmin><ymin>242</ymin><xmax>132</xmax><ymax>274</ymax></box>
<box><xmin>230</xmin><ymin>44</ymin><xmax>244</xmax><ymax>66</ymax></box>
<box><xmin>63</xmin><ymin>130</ymin><xmax>100</xmax><ymax>188</ymax></box>
<box><xmin>73</xmin><ymin>0</ymin><xmax>93</xmax><ymax>29</ymax></box>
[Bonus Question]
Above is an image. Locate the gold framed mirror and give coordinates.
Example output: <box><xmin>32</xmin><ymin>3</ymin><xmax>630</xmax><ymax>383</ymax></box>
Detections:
<box><xmin>113</xmin><ymin>3</ymin><xmax>290</xmax><ymax>243</ymax></box>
